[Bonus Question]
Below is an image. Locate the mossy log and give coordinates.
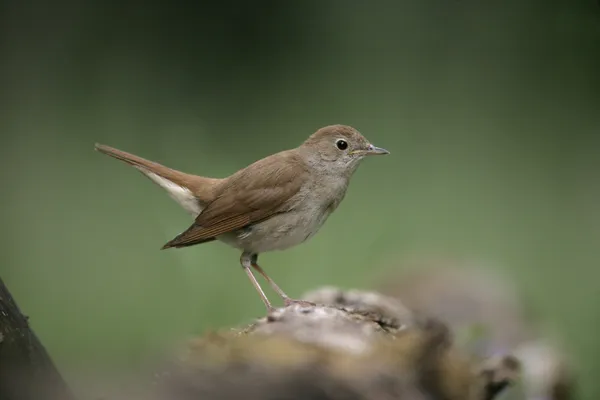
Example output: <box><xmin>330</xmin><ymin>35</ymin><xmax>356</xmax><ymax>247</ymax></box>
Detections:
<box><xmin>150</xmin><ymin>288</ymin><xmax>520</xmax><ymax>400</ymax></box>
<box><xmin>0</xmin><ymin>277</ymin><xmax>521</xmax><ymax>400</ymax></box>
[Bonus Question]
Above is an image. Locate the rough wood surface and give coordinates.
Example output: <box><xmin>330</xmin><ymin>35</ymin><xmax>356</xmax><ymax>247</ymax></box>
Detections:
<box><xmin>148</xmin><ymin>288</ymin><xmax>520</xmax><ymax>400</ymax></box>
<box><xmin>374</xmin><ymin>262</ymin><xmax>576</xmax><ymax>400</ymax></box>
<box><xmin>0</xmin><ymin>277</ymin><xmax>522</xmax><ymax>400</ymax></box>
<box><xmin>0</xmin><ymin>277</ymin><xmax>76</xmax><ymax>400</ymax></box>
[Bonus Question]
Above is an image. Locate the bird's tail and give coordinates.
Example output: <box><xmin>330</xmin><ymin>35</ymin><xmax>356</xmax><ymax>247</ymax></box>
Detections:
<box><xmin>95</xmin><ymin>144</ymin><xmax>184</xmax><ymax>181</ymax></box>
<box><xmin>94</xmin><ymin>143</ymin><xmax>221</xmax><ymax>212</ymax></box>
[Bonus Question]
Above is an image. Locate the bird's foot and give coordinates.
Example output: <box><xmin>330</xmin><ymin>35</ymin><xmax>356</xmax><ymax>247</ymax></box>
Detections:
<box><xmin>265</xmin><ymin>305</ymin><xmax>278</xmax><ymax>317</ymax></box>
<box><xmin>283</xmin><ymin>298</ymin><xmax>316</xmax><ymax>308</ymax></box>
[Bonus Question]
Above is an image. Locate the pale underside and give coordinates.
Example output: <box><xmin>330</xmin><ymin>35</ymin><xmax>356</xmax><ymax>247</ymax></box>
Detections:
<box><xmin>136</xmin><ymin>167</ymin><xmax>204</xmax><ymax>216</ymax></box>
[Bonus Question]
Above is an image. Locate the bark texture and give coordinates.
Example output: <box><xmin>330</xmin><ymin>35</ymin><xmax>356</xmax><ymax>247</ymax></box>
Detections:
<box><xmin>0</xmin><ymin>277</ymin><xmax>522</xmax><ymax>400</ymax></box>
<box><xmin>148</xmin><ymin>288</ymin><xmax>520</xmax><ymax>400</ymax></box>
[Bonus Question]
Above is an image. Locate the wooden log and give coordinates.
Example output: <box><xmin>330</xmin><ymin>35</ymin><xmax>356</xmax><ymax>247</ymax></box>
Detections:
<box><xmin>149</xmin><ymin>288</ymin><xmax>520</xmax><ymax>400</ymax></box>
<box><xmin>0</xmin><ymin>275</ymin><xmax>522</xmax><ymax>400</ymax></box>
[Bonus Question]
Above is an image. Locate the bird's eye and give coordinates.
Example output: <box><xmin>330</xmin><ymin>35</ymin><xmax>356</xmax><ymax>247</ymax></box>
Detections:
<box><xmin>336</xmin><ymin>139</ymin><xmax>348</xmax><ymax>150</ymax></box>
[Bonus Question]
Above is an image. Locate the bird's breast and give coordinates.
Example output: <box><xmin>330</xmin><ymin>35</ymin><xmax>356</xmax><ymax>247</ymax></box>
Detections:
<box><xmin>217</xmin><ymin>177</ymin><xmax>348</xmax><ymax>254</ymax></box>
<box><xmin>221</xmin><ymin>200</ymin><xmax>333</xmax><ymax>254</ymax></box>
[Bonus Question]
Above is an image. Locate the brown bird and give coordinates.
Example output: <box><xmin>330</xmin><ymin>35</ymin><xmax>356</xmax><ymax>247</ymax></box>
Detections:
<box><xmin>95</xmin><ymin>125</ymin><xmax>389</xmax><ymax>312</ymax></box>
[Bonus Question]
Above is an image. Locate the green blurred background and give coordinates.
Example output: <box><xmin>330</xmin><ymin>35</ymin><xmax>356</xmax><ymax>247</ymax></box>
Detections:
<box><xmin>1</xmin><ymin>0</ymin><xmax>599</xmax><ymax>398</ymax></box>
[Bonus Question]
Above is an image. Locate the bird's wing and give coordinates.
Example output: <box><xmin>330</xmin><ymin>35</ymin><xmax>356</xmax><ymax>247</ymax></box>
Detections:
<box><xmin>162</xmin><ymin>152</ymin><xmax>308</xmax><ymax>249</ymax></box>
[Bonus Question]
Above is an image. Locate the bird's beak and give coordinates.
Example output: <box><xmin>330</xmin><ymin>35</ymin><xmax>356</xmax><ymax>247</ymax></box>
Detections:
<box><xmin>365</xmin><ymin>143</ymin><xmax>390</xmax><ymax>155</ymax></box>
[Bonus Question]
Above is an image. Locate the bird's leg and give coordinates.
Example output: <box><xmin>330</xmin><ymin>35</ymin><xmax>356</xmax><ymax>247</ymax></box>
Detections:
<box><xmin>250</xmin><ymin>254</ymin><xmax>290</xmax><ymax>299</ymax></box>
<box><xmin>240</xmin><ymin>252</ymin><xmax>275</xmax><ymax>313</ymax></box>
<box><xmin>250</xmin><ymin>254</ymin><xmax>316</xmax><ymax>308</ymax></box>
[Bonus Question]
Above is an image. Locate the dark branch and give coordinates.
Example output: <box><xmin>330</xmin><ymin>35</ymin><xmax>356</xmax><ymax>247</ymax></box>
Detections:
<box><xmin>0</xmin><ymin>277</ymin><xmax>76</xmax><ymax>400</ymax></box>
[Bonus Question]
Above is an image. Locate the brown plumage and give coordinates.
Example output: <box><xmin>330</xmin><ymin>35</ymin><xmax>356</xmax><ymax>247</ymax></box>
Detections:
<box><xmin>95</xmin><ymin>124</ymin><xmax>389</xmax><ymax>312</ymax></box>
<box><xmin>161</xmin><ymin>151</ymin><xmax>309</xmax><ymax>249</ymax></box>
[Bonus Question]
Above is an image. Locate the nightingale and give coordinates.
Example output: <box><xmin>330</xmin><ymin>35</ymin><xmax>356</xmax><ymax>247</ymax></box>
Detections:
<box><xmin>95</xmin><ymin>124</ymin><xmax>389</xmax><ymax>312</ymax></box>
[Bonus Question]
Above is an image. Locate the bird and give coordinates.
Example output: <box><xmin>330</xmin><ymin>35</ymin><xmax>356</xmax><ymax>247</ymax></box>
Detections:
<box><xmin>95</xmin><ymin>124</ymin><xmax>389</xmax><ymax>312</ymax></box>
